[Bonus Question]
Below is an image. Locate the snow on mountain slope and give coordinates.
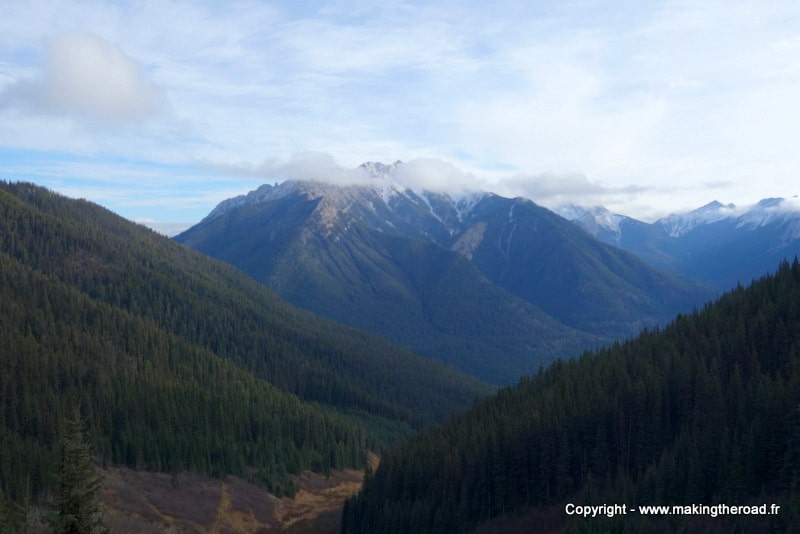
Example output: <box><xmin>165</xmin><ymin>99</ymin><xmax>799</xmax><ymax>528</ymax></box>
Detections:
<box><xmin>736</xmin><ymin>197</ymin><xmax>800</xmax><ymax>234</ymax></box>
<box><xmin>194</xmin><ymin>159</ymin><xmax>799</xmax><ymax>300</ymax></box>
<box><xmin>558</xmin><ymin>196</ymin><xmax>800</xmax><ymax>291</ymax></box>
<box><xmin>553</xmin><ymin>204</ymin><xmax>627</xmax><ymax>242</ymax></box>
<box><xmin>560</xmin><ymin>197</ymin><xmax>800</xmax><ymax>240</ymax></box>
<box><xmin>202</xmin><ymin>161</ymin><xmax>489</xmax><ymax>239</ymax></box>
<box><xmin>658</xmin><ymin>201</ymin><xmax>737</xmax><ymax>237</ymax></box>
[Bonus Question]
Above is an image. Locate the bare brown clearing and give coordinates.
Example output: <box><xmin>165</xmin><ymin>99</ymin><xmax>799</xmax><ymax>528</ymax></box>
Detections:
<box><xmin>101</xmin><ymin>457</ymin><xmax>377</xmax><ymax>533</ymax></box>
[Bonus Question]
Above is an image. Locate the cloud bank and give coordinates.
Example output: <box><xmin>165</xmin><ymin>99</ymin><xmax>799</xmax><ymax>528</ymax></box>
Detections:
<box><xmin>207</xmin><ymin>151</ymin><xmax>644</xmax><ymax>211</ymax></box>
<box><xmin>208</xmin><ymin>153</ymin><xmax>486</xmax><ymax>193</ymax></box>
<box><xmin>1</xmin><ymin>31</ymin><xmax>167</xmax><ymax>125</ymax></box>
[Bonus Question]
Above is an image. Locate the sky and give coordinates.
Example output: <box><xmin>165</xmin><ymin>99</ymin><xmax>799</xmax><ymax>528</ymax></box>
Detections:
<box><xmin>2</xmin><ymin>0</ymin><xmax>800</xmax><ymax>234</ymax></box>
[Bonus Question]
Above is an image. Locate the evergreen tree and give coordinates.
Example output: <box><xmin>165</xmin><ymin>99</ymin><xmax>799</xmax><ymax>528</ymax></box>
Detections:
<box><xmin>0</xmin><ymin>493</ymin><xmax>10</xmax><ymax>533</ymax></box>
<box><xmin>46</xmin><ymin>408</ymin><xmax>108</xmax><ymax>534</ymax></box>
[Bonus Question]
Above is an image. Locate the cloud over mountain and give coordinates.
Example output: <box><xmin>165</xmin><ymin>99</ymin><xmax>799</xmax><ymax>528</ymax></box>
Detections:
<box><xmin>208</xmin><ymin>153</ymin><xmax>486</xmax><ymax>193</ymax></box>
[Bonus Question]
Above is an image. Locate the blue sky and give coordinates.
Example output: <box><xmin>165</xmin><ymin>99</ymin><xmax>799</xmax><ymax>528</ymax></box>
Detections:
<box><xmin>2</xmin><ymin>0</ymin><xmax>800</xmax><ymax>234</ymax></box>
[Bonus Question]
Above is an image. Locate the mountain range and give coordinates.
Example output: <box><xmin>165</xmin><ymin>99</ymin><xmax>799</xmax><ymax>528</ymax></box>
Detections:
<box><xmin>4</xmin><ymin>169</ymin><xmax>799</xmax><ymax>531</ymax></box>
<box><xmin>176</xmin><ymin>162</ymin><xmax>707</xmax><ymax>384</ymax></box>
<box><xmin>557</xmin><ymin>197</ymin><xmax>800</xmax><ymax>291</ymax></box>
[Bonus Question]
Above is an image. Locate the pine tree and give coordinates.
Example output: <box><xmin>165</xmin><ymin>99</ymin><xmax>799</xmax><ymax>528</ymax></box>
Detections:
<box><xmin>46</xmin><ymin>408</ymin><xmax>108</xmax><ymax>534</ymax></box>
<box><xmin>0</xmin><ymin>493</ymin><xmax>10</xmax><ymax>533</ymax></box>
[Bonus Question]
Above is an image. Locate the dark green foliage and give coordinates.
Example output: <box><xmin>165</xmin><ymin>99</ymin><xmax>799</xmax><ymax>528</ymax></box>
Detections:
<box><xmin>0</xmin><ymin>181</ymin><xmax>490</xmax><ymax>522</ymax></box>
<box><xmin>343</xmin><ymin>259</ymin><xmax>800</xmax><ymax>533</ymax></box>
<box><xmin>1</xmin><ymin>183</ymin><xmax>488</xmax><ymax>424</ymax></box>
<box><xmin>46</xmin><ymin>408</ymin><xmax>107</xmax><ymax>533</ymax></box>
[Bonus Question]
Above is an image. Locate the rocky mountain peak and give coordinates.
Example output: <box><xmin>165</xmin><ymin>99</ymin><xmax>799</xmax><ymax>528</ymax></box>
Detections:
<box><xmin>359</xmin><ymin>160</ymin><xmax>402</xmax><ymax>178</ymax></box>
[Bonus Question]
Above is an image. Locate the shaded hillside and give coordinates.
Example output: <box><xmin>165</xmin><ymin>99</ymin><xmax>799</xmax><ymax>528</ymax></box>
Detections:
<box><xmin>176</xmin><ymin>174</ymin><xmax>706</xmax><ymax>383</ymax></box>
<box><xmin>176</xmin><ymin>181</ymin><xmax>600</xmax><ymax>384</ymax></box>
<box><xmin>0</xmin><ymin>181</ymin><xmax>490</xmax><ymax>524</ymax></box>
<box><xmin>460</xmin><ymin>195</ymin><xmax>705</xmax><ymax>338</ymax></box>
<box><xmin>343</xmin><ymin>259</ymin><xmax>800</xmax><ymax>533</ymax></box>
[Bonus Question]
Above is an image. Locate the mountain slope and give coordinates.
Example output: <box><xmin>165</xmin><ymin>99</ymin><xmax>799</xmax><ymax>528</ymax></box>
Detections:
<box><xmin>177</xmin><ymin>180</ymin><xmax>601</xmax><ymax>384</ymax></box>
<box><xmin>458</xmin><ymin>194</ymin><xmax>705</xmax><ymax>338</ymax></box>
<box><xmin>177</xmin><ymin>166</ymin><xmax>707</xmax><ymax>382</ymax></box>
<box><xmin>0</xmin><ymin>181</ymin><xmax>491</xmax><ymax>521</ymax></box>
<box><xmin>343</xmin><ymin>259</ymin><xmax>800</xmax><ymax>533</ymax></box>
<box><xmin>561</xmin><ymin>198</ymin><xmax>800</xmax><ymax>291</ymax></box>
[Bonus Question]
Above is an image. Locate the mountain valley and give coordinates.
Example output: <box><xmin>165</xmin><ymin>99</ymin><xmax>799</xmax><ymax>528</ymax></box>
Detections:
<box><xmin>3</xmin><ymin>170</ymin><xmax>800</xmax><ymax>533</ymax></box>
<box><xmin>176</xmin><ymin>162</ymin><xmax>708</xmax><ymax>384</ymax></box>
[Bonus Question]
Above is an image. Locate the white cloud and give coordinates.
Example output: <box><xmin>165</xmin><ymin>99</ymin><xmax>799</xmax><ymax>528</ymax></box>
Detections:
<box><xmin>495</xmin><ymin>172</ymin><xmax>649</xmax><ymax>204</ymax></box>
<box><xmin>393</xmin><ymin>158</ymin><xmax>482</xmax><ymax>193</ymax></box>
<box><xmin>769</xmin><ymin>196</ymin><xmax>800</xmax><ymax>213</ymax></box>
<box><xmin>205</xmin><ymin>153</ymin><xmax>489</xmax><ymax>197</ymax></box>
<box><xmin>259</xmin><ymin>152</ymin><xmax>369</xmax><ymax>184</ymax></box>
<box><xmin>2</xmin><ymin>1</ymin><xmax>800</xmax><ymax>225</ymax></box>
<box><xmin>1</xmin><ymin>31</ymin><xmax>168</xmax><ymax>125</ymax></box>
<box><xmin>206</xmin><ymin>152</ymin><xmax>374</xmax><ymax>186</ymax></box>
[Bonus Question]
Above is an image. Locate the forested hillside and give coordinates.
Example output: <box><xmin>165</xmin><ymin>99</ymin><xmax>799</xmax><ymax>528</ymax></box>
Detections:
<box><xmin>343</xmin><ymin>260</ymin><xmax>800</xmax><ymax>533</ymax></box>
<box><xmin>0</xmin><ymin>181</ymin><xmax>490</xmax><ymax>526</ymax></box>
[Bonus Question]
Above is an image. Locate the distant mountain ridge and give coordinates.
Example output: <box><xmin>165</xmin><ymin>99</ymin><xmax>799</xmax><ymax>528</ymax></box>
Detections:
<box><xmin>557</xmin><ymin>196</ymin><xmax>800</xmax><ymax>290</ymax></box>
<box><xmin>176</xmin><ymin>162</ymin><xmax>706</xmax><ymax>384</ymax></box>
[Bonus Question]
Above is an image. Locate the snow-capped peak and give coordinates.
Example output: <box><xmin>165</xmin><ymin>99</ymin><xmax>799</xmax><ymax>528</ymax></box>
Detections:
<box><xmin>359</xmin><ymin>160</ymin><xmax>401</xmax><ymax>178</ymax></box>
<box><xmin>658</xmin><ymin>200</ymin><xmax>737</xmax><ymax>237</ymax></box>
<box><xmin>361</xmin><ymin>162</ymin><xmax>405</xmax><ymax>205</ymax></box>
<box><xmin>737</xmin><ymin>197</ymin><xmax>800</xmax><ymax>229</ymax></box>
<box><xmin>553</xmin><ymin>204</ymin><xmax>626</xmax><ymax>241</ymax></box>
<box><xmin>654</xmin><ymin>197</ymin><xmax>800</xmax><ymax>237</ymax></box>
